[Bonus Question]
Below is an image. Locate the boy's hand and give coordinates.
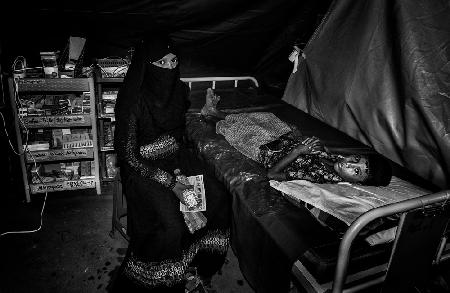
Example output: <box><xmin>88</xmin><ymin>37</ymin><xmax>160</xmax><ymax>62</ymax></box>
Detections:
<box><xmin>294</xmin><ymin>137</ymin><xmax>322</xmax><ymax>155</ymax></box>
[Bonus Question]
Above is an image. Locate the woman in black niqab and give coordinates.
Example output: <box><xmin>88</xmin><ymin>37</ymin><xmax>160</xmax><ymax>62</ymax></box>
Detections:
<box><xmin>115</xmin><ymin>33</ymin><xmax>187</xmax><ymax>139</ymax></box>
<box><xmin>112</xmin><ymin>33</ymin><xmax>230</xmax><ymax>292</ymax></box>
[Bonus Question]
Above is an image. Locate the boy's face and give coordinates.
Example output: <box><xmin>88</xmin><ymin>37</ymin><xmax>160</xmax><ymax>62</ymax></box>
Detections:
<box><xmin>334</xmin><ymin>155</ymin><xmax>369</xmax><ymax>183</ymax></box>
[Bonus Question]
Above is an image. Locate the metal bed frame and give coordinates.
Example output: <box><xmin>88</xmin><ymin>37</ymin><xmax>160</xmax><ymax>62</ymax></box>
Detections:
<box><xmin>181</xmin><ymin>76</ymin><xmax>259</xmax><ymax>89</ymax></box>
<box><xmin>183</xmin><ymin>77</ymin><xmax>450</xmax><ymax>292</ymax></box>
<box><xmin>109</xmin><ymin>75</ymin><xmax>450</xmax><ymax>292</ymax></box>
<box><xmin>292</xmin><ymin>189</ymin><xmax>450</xmax><ymax>293</ymax></box>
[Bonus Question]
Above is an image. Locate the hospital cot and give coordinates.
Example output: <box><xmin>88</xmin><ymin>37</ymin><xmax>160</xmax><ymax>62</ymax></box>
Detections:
<box><xmin>110</xmin><ymin>75</ymin><xmax>450</xmax><ymax>292</ymax></box>
<box><xmin>183</xmin><ymin>76</ymin><xmax>450</xmax><ymax>293</ymax></box>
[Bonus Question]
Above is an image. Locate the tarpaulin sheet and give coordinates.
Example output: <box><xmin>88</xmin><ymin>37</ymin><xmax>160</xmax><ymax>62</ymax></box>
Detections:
<box><xmin>282</xmin><ymin>0</ymin><xmax>450</xmax><ymax>189</ymax></box>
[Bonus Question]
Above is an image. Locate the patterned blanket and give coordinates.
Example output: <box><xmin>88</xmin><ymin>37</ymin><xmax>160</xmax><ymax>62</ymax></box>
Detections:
<box><xmin>216</xmin><ymin>112</ymin><xmax>292</xmax><ymax>161</ymax></box>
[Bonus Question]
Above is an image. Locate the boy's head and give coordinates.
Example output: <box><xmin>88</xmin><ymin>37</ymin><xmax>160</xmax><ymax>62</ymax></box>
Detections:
<box><xmin>334</xmin><ymin>154</ymin><xmax>392</xmax><ymax>186</ymax></box>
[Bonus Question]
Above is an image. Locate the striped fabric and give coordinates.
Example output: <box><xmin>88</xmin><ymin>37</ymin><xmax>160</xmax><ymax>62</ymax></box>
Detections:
<box><xmin>216</xmin><ymin>112</ymin><xmax>292</xmax><ymax>161</ymax></box>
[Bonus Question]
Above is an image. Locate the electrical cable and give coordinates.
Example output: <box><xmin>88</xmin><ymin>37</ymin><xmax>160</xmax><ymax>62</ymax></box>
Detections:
<box><xmin>0</xmin><ymin>74</ymin><xmax>48</xmax><ymax>238</ymax></box>
<box><xmin>98</xmin><ymin>56</ymin><xmax>129</xmax><ymax>78</ymax></box>
<box><xmin>0</xmin><ymin>129</ymin><xmax>48</xmax><ymax>238</ymax></box>
<box><xmin>0</xmin><ymin>190</ymin><xmax>48</xmax><ymax>237</ymax></box>
<box><xmin>1</xmin><ymin>56</ymin><xmax>97</xmax><ymax>239</ymax></box>
<box><xmin>1</xmin><ymin>79</ymin><xmax>29</xmax><ymax>155</ymax></box>
<box><xmin>12</xmin><ymin>56</ymin><xmax>26</xmax><ymax>71</ymax></box>
<box><xmin>12</xmin><ymin>78</ymin><xmax>30</xmax><ymax>155</ymax></box>
<box><xmin>0</xmin><ymin>69</ymin><xmax>5</xmax><ymax>107</ymax></box>
<box><xmin>80</xmin><ymin>64</ymin><xmax>95</xmax><ymax>76</ymax></box>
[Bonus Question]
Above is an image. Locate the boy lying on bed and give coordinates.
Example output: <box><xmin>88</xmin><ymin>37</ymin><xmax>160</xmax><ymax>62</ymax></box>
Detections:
<box><xmin>201</xmin><ymin>88</ymin><xmax>392</xmax><ymax>186</ymax></box>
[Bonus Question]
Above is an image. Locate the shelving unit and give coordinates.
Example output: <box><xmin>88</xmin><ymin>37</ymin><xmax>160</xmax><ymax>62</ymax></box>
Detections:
<box><xmin>9</xmin><ymin>77</ymin><xmax>101</xmax><ymax>202</ymax></box>
<box><xmin>95</xmin><ymin>77</ymin><xmax>123</xmax><ymax>184</ymax></box>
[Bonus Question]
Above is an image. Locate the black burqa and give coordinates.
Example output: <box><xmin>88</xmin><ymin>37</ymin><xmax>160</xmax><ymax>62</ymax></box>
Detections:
<box><xmin>113</xmin><ymin>34</ymin><xmax>230</xmax><ymax>292</ymax></box>
<box><xmin>115</xmin><ymin>34</ymin><xmax>188</xmax><ymax>143</ymax></box>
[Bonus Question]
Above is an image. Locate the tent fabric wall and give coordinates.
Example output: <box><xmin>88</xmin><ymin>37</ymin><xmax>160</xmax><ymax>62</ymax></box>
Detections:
<box><xmin>282</xmin><ymin>0</ymin><xmax>450</xmax><ymax>189</ymax></box>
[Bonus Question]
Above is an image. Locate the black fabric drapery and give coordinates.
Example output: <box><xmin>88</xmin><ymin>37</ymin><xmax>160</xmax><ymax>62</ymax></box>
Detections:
<box><xmin>0</xmin><ymin>0</ymin><xmax>331</xmax><ymax>198</ymax></box>
<box><xmin>1</xmin><ymin>0</ymin><xmax>331</xmax><ymax>89</ymax></box>
<box><xmin>282</xmin><ymin>0</ymin><xmax>450</xmax><ymax>189</ymax></box>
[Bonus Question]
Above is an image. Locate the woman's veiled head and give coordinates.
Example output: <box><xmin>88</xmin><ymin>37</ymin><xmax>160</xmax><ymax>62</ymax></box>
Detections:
<box><xmin>142</xmin><ymin>33</ymin><xmax>176</xmax><ymax>64</ymax></box>
<box><xmin>116</xmin><ymin>32</ymin><xmax>189</xmax><ymax>132</ymax></box>
<box><xmin>139</xmin><ymin>34</ymin><xmax>180</xmax><ymax>104</ymax></box>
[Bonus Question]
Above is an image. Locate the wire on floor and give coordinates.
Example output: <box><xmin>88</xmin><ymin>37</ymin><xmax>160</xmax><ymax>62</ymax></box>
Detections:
<box><xmin>0</xmin><ymin>74</ymin><xmax>48</xmax><ymax>238</ymax></box>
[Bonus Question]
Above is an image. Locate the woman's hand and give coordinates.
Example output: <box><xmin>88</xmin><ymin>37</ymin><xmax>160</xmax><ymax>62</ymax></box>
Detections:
<box><xmin>172</xmin><ymin>182</ymin><xmax>194</xmax><ymax>206</ymax></box>
<box><xmin>294</xmin><ymin>137</ymin><xmax>322</xmax><ymax>155</ymax></box>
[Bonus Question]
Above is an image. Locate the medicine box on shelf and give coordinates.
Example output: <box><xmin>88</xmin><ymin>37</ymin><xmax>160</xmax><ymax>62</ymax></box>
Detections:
<box><xmin>9</xmin><ymin>77</ymin><xmax>101</xmax><ymax>202</ymax></box>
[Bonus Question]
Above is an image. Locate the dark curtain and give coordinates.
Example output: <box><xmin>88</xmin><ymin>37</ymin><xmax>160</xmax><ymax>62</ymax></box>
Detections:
<box><xmin>0</xmin><ymin>0</ymin><xmax>329</xmax><ymax>202</ymax></box>
<box><xmin>1</xmin><ymin>0</ymin><xmax>331</xmax><ymax>91</ymax></box>
<box><xmin>282</xmin><ymin>0</ymin><xmax>450</xmax><ymax>189</ymax></box>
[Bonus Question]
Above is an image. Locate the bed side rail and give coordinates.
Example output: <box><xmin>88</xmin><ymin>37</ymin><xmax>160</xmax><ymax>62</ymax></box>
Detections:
<box><xmin>332</xmin><ymin>190</ymin><xmax>450</xmax><ymax>293</ymax></box>
<box><xmin>180</xmin><ymin>76</ymin><xmax>259</xmax><ymax>89</ymax></box>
